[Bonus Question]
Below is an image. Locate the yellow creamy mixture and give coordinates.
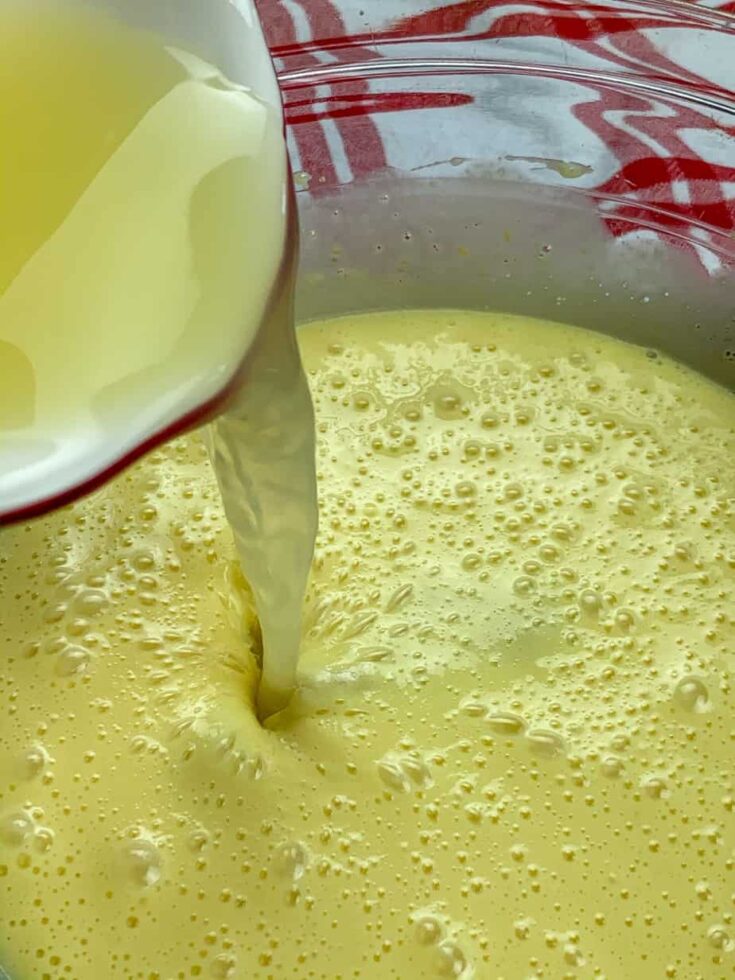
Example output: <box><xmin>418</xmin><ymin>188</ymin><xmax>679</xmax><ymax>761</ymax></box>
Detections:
<box><xmin>1</xmin><ymin>310</ymin><xmax>734</xmax><ymax>979</ymax></box>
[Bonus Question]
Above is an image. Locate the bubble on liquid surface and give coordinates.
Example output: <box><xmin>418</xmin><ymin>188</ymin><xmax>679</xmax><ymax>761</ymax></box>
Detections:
<box><xmin>385</xmin><ymin>583</ymin><xmax>414</xmax><ymax>613</ymax></box>
<box><xmin>34</xmin><ymin>826</ymin><xmax>55</xmax><ymax>852</ymax></box>
<box><xmin>275</xmin><ymin>841</ymin><xmax>308</xmax><ymax>880</ymax></box>
<box><xmin>377</xmin><ymin>750</ymin><xmax>431</xmax><ymax>793</ymax></box>
<box><xmin>415</xmin><ymin>914</ymin><xmax>444</xmax><ymax>946</ymax></box>
<box><xmin>401</xmin><ymin>752</ymin><xmax>433</xmax><ymax>789</ymax></box>
<box><xmin>526</xmin><ymin>729</ymin><xmax>565</xmax><ymax>756</ymax></box>
<box><xmin>55</xmin><ymin>645</ymin><xmax>91</xmax><ymax>677</ymax></box>
<box><xmin>211</xmin><ymin>954</ymin><xmax>238</xmax><ymax>978</ymax></box>
<box><xmin>487</xmin><ymin>711</ymin><xmax>525</xmax><ymax>735</ymax></box>
<box><xmin>122</xmin><ymin>837</ymin><xmax>162</xmax><ymax>887</ymax></box>
<box><xmin>579</xmin><ymin>589</ymin><xmax>601</xmax><ymax>615</ymax></box>
<box><xmin>72</xmin><ymin>587</ymin><xmax>108</xmax><ymax>617</ymax></box>
<box><xmin>461</xmin><ymin>699</ymin><xmax>486</xmax><ymax>718</ymax></box>
<box><xmin>377</xmin><ymin>757</ymin><xmax>410</xmax><ymax>793</ymax></box>
<box><xmin>601</xmin><ymin>755</ymin><xmax>623</xmax><ymax>778</ymax></box>
<box><xmin>434</xmin><ymin>939</ymin><xmax>469</xmax><ymax>977</ymax></box>
<box><xmin>22</xmin><ymin>743</ymin><xmax>49</xmax><ymax>779</ymax></box>
<box><xmin>433</xmin><ymin>389</ymin><xmax>465</xmax><ymax>421</ymax></box>
<box><xmin>0</xmin><ymin>809</ymin><xmax>34</xmax><ymax>846</ymax></box>
<box><xmin>708</xmin><ymin>925</ymin><xmax>735</xmax><ymax>952</ymax></box>
<box><xmin>673</xmin><ymin>676</ymin><xmax>710</xmax><ymax>712</ymax></box>
<box><xmin>642</xmin><ymin>775</ymin><xmax>668</xmax><ymax>799</ymax></box>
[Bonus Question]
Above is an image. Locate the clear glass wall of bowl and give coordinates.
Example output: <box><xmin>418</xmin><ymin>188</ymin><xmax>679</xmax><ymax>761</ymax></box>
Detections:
<box><xmin>262</xmin><ymin>0</ymin><xmax>735</xmax><ymax>387</ymax></box>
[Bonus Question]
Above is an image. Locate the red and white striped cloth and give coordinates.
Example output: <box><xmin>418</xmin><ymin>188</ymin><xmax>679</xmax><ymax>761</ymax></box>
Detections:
<box><xmin>256</xmin><ymin>0</ymin><xmax>735</xmax><ymax>261</ymax></box>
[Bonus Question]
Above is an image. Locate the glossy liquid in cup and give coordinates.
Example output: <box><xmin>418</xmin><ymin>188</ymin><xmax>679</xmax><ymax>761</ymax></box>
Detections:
<box><xmin>0</xmin><ymin>2</ymin><xmax>318</xmax><ymax>715</ymax></box>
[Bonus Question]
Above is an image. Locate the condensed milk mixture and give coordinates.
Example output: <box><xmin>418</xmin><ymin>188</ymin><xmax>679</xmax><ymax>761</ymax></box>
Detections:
<box><xmin>1</xmin><ymin>309</ymin><xmax>734</xmax><ymax>979</ymax></box>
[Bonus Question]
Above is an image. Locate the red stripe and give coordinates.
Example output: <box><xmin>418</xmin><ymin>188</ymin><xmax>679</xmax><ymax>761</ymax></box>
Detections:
<box><xmin>285</xmin><ymin>90</ymin><xmax>474</xmax><ymax>124</ymax></box>
<box><xmin>390</xmin><ymin>0</ymin><xmax>495</xmax><ymax>36</ymax></box>
<box><xmin>260</xmin><ymin>0</ymin><xmax>735</xmax><ymax>250</ymax></box>
<box><xmin>269</xmin><ymin>0</ymin><xmax>731</xmax><ymax>101</ymax></box>
<box><xmin>256</xmin><ymin>0</ymin><xmax>339</xmax><ymax>189</ymax></box>
<box><xmin>390</xmin><ymin>0</ymin><xmax>723</xmax><ymax>41</ymax></box>
<box><xmin>575</xmin><ymin>85</ymin><xmax>735</xmax><ymax>243</ymax></box>
<box><xmin>269</xmin><ymin>0</ymin><xmax>719</xmax><ymax>50</ymax></box>
<box><xmin>407</xmin><ymin>4</ymin><xmax>727</xmax><ymax>94</ymax></box>
<box><xmin>290</xmin><ymin>0</ymin><xmax>388</xmax><ymax>177</ymax></box>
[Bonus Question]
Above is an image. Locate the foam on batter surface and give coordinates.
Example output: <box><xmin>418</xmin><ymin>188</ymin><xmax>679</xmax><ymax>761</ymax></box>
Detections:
<box><xmin>1</xmin><ymin>310</ymin><xmax>734</xmax><ymax>979</ymax></box>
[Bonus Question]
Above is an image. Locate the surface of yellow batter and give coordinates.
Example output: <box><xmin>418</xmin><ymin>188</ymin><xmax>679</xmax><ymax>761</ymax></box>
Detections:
<box><xmin>1</xmin><ymin>310</ymin><xmax>734</xmax><ymax>979</ymax></box>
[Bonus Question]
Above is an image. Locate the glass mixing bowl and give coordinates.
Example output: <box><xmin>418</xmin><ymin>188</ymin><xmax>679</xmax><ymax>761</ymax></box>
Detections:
<box><xmin>2</xmin><ymin>2</ymin><xmax>734</xmax><ymax>976</ymax></box>
<box><xmin>271</xmin><ymin>0</ymin><xmax>735</xmax><ymax>389</ymax></box>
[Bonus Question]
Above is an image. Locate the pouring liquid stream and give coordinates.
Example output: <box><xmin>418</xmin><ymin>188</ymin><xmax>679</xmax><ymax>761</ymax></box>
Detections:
<box><xmin>0</xmin><ymin>3</ymin><xmax>317</xmax><ymax>717</ymax></box>
<box><xmin>207</xmin><ymin>216</ymin><xmax>318</xmax><ymax>720</ymax></box>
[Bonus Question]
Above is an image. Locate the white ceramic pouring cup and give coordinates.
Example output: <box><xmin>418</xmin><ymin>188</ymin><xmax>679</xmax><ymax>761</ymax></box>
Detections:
<box><xmin>0</xmin><ymin>0</ymin><xmax>285</xmax><ymax>524</ymax></box>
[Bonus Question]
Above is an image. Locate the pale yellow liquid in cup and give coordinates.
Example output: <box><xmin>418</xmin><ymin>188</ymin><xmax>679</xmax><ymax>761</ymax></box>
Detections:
<box><xmin>2</xmin><ymin>308</ymin><xmax>734</xmax><ymax>979</ymax></box>
<box><xmin>0</xmin><ymin>1</ymin><xmax>285</xmax><ymax>504</ymax></box>
<box><xmin>0</xmin><ymin>3</ymin><xmax>318</xmax><ymax>719</ymax></box>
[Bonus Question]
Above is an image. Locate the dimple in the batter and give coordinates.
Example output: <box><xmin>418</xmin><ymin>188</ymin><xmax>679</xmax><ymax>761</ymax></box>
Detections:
<box><xmin>1</xmin><ymin>310</ymin><xmax>733</xmax><ymax>979</ymax></box>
